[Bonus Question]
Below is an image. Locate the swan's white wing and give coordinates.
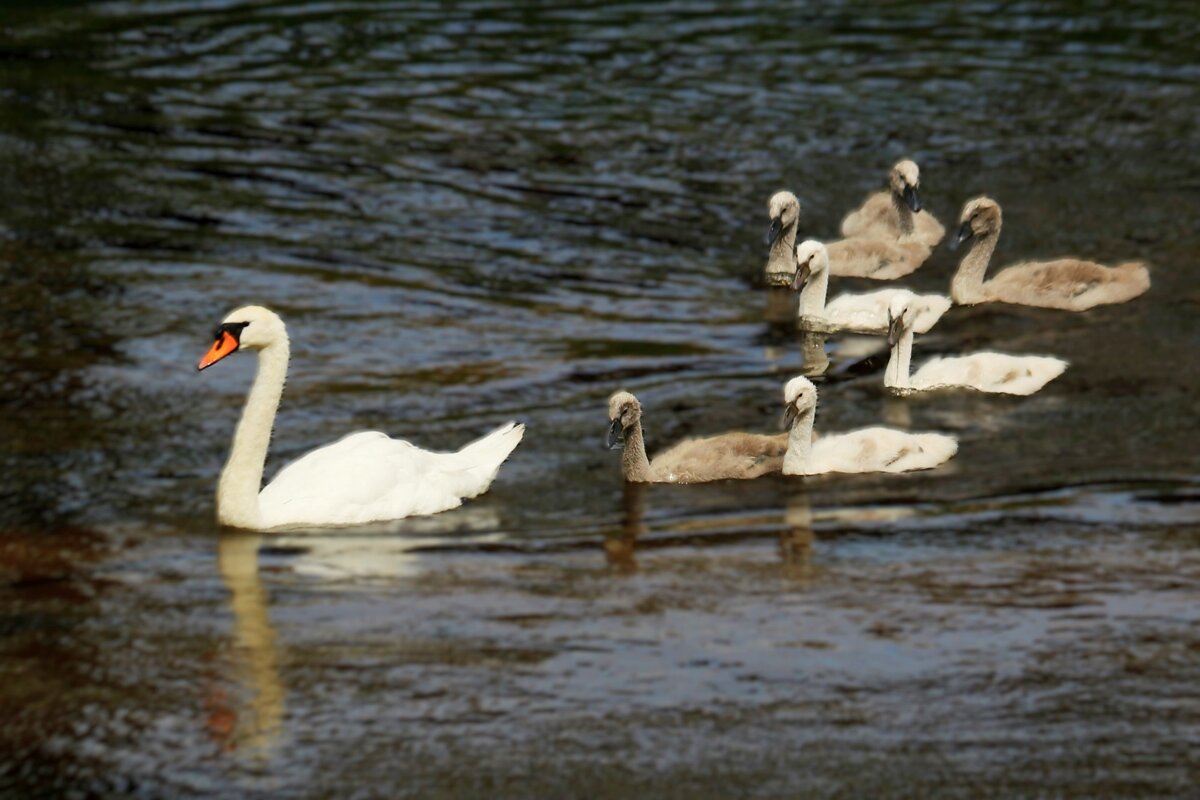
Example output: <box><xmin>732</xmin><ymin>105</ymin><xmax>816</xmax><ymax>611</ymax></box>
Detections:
<box><xmin>823</xmin><ymin>290</ymin><xmax>950</xmax><ymax>334</ymax></box>
<box><xmin>258</xmin><ymin>432</ymin><xmax>464</xmax><ymax>528</ymax></box>
<box><xmin>257</xmin><ymin>423</ymin><xmax>524</xmax><ymax>529</ymax></box>
<box><xmin>811</xmin><ymin>427</ymin><xmax>956</xmax><ymax>474</ymax></box>
<box><xmin>910</xmin><ymin>294</ymin><xmax>952</xmax><ymax>334</ymax></box>
<box><xmin>912</xmin><ymin>353</ymin><xmax>1067</xmax><ymax>395</ymax></box>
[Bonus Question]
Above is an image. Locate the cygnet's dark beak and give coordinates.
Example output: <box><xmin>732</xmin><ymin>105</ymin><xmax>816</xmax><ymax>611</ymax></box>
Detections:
<box><xmin>887</xmin><ymin>310</ymin><xmax>904</xmax><ymax>347</ymax></box>
<box><xmin>781</xmin><ymin>401</ymin><xmax>799</xmax><ymax>431</ymax></box>
<box><xmin>903</xmin><ymin>185</ymin><xmax>922</xmax><ymax>213</ymax></box>
<box><xmin>766</xmin><ymin>215</ymin><xmax>783</xmax><ymax>247</ymax></box>
<box><xmin>606</xmin><ymin>419</ymin><xmax>623</xmax><ymax>450</ymax></box>
<box><xmin>949</xmin><ymin>221</ymin><xmax>973</xmax><ymax>251</ymax></box>
<box><xmin>791</xmin><ymin>261</ymin><xmax>812</xmax><ymax>291</ymax></box>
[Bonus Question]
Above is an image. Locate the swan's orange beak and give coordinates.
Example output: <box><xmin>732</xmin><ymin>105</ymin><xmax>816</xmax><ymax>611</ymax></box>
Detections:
<box><xmin>198</xmin><ymin>331</ymin><xmax>239</xmax><ymax>371</ymax></box>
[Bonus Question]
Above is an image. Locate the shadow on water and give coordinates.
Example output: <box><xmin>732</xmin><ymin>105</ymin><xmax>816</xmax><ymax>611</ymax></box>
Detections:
<box><xmin>0</xmin><ymin>0</ymin><xmax>1199</xmax><ymax>796</ymax></box>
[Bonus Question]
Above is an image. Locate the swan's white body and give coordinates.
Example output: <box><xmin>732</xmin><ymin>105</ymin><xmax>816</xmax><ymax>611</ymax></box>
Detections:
<box><xmin>884</xmin><ymin>292</ymin><xmax>1067</xmax><ymax>396</ymax></box>
<box><xmin>201</xmin><ymin>306</ymin><xmax>523</xmax><ymax>531</ymax></box>
<box><xmin>781</xmin><ymin>376</ymin><xmax>957</xmax><ymax>476</ymax></box>
<box><xmin>792</xmin><ymin>241</ymin><xmax>951</xmax><ymax>334</ymax></box>
<box><xmin>256</xmin><ymin>426</ymin><xmax>524</xmax><ymax>529</ymax></box>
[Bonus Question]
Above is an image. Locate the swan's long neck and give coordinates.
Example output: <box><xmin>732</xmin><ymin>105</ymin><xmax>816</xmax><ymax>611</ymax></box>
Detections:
<box><xmin>952</xmin><ymin>231</ymin><xmax>999</xmax><ymax>304</ymax></box>
<box><xmin>217</xmin><ymin>338</ymin><xmax>290</xmax><ymax>528</ymax></box>
<box><xmin>892</xmin><ymin>191</ymin><xmax>915</xmax><ymax>237</ymax></box>
<box><xmin>621</xmin><ymin>419</ymin><xmax>653</xmax><ymax>482</ymax></box>
<box><xmin>797</xmin><ymin>266</ymin><xmax>829</xmax><ymax>318</ymax></box>
<box><xmin>783</xmin><ymin>407</ymin><xmax>816</xmax><ymax>476</ymax></box>
<box><xmin>885</xmin><ymin>328</ymin><xmax>914</xmax><ymax>390</ymax></box>
<box><xmin>766</xmin><ymin>222</ymin><xmax>798</xmax><ymax>275</ymax></box>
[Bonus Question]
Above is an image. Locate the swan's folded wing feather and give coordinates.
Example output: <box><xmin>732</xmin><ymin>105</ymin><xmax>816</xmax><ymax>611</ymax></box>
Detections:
<box><xmin>839</xmin><ymin>191</ymin><xmax>891</xmax><ymax>238</ymax></box>
<box><xmin>258</xmin><ymin>432</ymin><xmax>465</xmax><ymax>527</ymax></box>
<box><xmin>811</xmin><ymin>427</ymin><xmax>955</xmax><ymax>474</ymax></box>
<box><xmin>913</xmin><ymin>353</ymin><xmax>1066</xmax><ymax>395</ymax></box>
<box><xmin>823</xmin><ymin>289</ymin><xmax>949</xmax><ymax>334</ymax></box>
<box><xmin>650</xmin><ymin>432</ymin><xmax>787</xmax><ymax>483</ymax></box>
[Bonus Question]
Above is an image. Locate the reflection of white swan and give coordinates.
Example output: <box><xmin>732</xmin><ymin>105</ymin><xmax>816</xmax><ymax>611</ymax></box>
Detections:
<box><xmin>215</xmin><ymin>534</ymin><xmax>284</xmax><ymax>756</ymax></box>
<box><xmin>782</xmin><ymin>376</ymin><xmax>957</xmax><ymax>476</ymax></box>
<box><xmin>270</xmin><ymin>505</ymin><xmax>505</xmax><ymax>580</ymax></box>
<box><xmin>197</xmin><ymin>305</ymin><xmax>523</xmax><ymax>530</ymax></box>
<box><xmin>780</xmin><ymin>493</ymin><xmax>815</xmax><ymax>581</ymax></box>
<box><xmin>791</xmin><ymin>241</ymin><xmax>950</xmax><ymax>334</ymax></box>
<box><xmin>885</xmin><ymin>291</ymin><xmax>1068</xmax><ymax>396</ymax></box>
<box><xmin>797</xmin><ymin>331</ymin><xmax>830</xmax><ymax>376</ymax></box>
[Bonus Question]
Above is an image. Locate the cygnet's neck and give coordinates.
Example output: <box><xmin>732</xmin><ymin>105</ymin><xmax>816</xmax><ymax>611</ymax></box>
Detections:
<box><xmin>217</xmin><ymin>338</ymin><xmax>290</xmax><ymax>529</ymax></box>
<box><xmin>891</xmin><ymin>190</ymin><xmax>915</xmax><ymax>237</ymax></box>
<box><xmin>766</xmin><ymin>222</ymin><xmax>798</xmax><ymax>275</ymax></box>
<box><xmin>621</xmin><ymin>419</ymin><xmax>653</xmax><ymax>482</ymax></box>
<box><xmin>884</xmin><ymin>328</ymin><xmax>914</xmax><ymax>390</ymax></box>
<box><xmin>951</xmin><ymin>230</ymin><xmax>999</xmax><ymax>304</ymax></box>
<box><xmin>797</xmin><ymin>266</ymin><xmax>830</xmax><ymax>318</ymax></box>
<box><xmin>783</xmin><ymin>407</ymin><xmax>816</xmax><ymax>476</ymax></box>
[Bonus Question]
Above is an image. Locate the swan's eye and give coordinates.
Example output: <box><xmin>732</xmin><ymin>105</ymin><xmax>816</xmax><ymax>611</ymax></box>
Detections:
<box><xmin>214</xmin><ymin>321</ymin><xmax>251</xmax><ymax>341</ymax></box>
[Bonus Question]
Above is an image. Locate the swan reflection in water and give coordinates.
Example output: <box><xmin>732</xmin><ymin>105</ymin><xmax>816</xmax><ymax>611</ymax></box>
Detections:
<box><xmin>604</xmin><ymin>481</ymin><xmax>647</xmax><ymax>571</ymax></box>
<box><xmin>761</xmin><ymin>288</ymin><xmax>831</xmax><ymax>378</ymax></box>
<box><xmin>210</xmin><ymin>508</ymin><xmax>502</xmax><ymax>755</ymax></box>
<box><xmin>603</xmin><ymin>483</ymin><xmax>817</xmax><ymax>580</ymax></box>
<box><xmin>212</xmin><ymin>532</ymin><xmax>285</xmax><ymax>757</ymax></box>
<box><xmin>780</xmin><ymin>492</ymin><xmax>816</xmax><ymax>584</ymax></box>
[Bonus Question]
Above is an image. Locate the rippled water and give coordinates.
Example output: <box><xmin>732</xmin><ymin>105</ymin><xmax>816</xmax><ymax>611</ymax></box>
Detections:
<box><xmin>2</xmin><ymin>1</ymin><xmax>1198</xmax><ymax>796</ymax></box>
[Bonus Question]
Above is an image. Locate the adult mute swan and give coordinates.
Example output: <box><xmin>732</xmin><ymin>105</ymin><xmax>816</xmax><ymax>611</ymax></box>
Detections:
<box><xmin>781</xmin><ymin>376</ymin><xmax>957</xmax><ymax>476</ymax></box>
<box><xmin>789</xmin><ymin>240</ymin><xmax>951</xmax><ymax>334</ymax></box>
<box><xmin>607</xmin><ymin>391</ymin><xmax>787</xmax><ymax>483</ymax></box>
<box><xmin>840</xmin><ymin>159</ymin><xmax>945</xmax><ymax>248</ymax></box>
<box><xmin>950</xmin><ymin>196</ymin><xmax>1150</xmax><ymax>310</ymax></box>
<box><xmin>198</xmin><ymin>306</ymin><xmax>524</xmax><ymax>530</ymax></box>
<box><xmin>884</xmin><ymin>292</ymin><xmax>1068</xmax><ymax>396</ymax></box>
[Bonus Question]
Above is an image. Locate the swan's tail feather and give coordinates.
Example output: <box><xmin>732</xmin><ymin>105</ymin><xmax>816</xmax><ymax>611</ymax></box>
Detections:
<box><xmin>1116</xmin><ymin>262</ymin><xmax>1151</xmax><ymax>294</ymax></box>
<box><xmin>448</xmin><ymin>422</ymin><xmax>525</xmax><ymax>499</ymax></box>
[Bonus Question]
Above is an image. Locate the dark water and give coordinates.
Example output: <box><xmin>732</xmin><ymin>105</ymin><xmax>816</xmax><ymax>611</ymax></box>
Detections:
<box><xmin>2</xmin><ymin>1</ymin><xmax>1199</xmax><ymax>796</ymax></box>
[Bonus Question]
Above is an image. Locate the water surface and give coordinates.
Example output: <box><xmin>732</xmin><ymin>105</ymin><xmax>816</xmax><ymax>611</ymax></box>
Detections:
<box><xmin>1</xmin><ymin>1</ymin><xmax>1198</xmax><ymax>796</ymax></box>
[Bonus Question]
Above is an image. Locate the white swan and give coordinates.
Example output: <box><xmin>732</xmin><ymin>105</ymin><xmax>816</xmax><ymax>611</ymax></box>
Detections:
<box><xmin>951</xmin><ymin>196</ymin><xmax>1150</xmax><ymax>310</ymax></box>
<box><xmin>782</xmin><ymin>376</ymin><xmax>957</xmax><ymax>476</ymax></box>
<box><xmin>840</xmin><ymin>159</ymin><xmax>946</xmax><ymax>248</ymax></box>
<box><xmin>198</xmin><ymin>306</ymin><xmax>524</xmax><ymax>530</ymax></box>
<box><xmin>791</xmin><ymin>240</ymin><xmax>951</xmax><ymax>334</ymax></box>
<box><xmin>884</xmin><ymin>292</ymin><xmax>1068</xmax><ymax>396</ymax></box>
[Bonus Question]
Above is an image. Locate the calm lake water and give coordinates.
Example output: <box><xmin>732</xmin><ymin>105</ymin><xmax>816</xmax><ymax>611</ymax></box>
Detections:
<box><xmin>2</xmin><ymin>1</ymin><xmax>1199</xmax><ymax>796</ymax></box>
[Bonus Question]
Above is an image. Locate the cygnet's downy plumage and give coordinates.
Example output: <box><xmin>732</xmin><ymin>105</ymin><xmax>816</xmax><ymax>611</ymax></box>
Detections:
<box><xmin>607</xmin><ymin>391</ymin><xmax>787</xmax><ymax>483</ymax></box>
<box><xmin>781</xmin><ymin>376</ymin><xmax>957</xmax><ymax>476</ymax></box>
<box><xmin>884</xmin><ymin>291</ymin><xmax>1068</xmax><ymax>396</ymax></box>
<box><xmin>763</xmin><ymin>185</ymin><xmax>931</xmax><ymax>282</ymax></box>
<box><xmin>791</xmin><ymin>240</ymin><xmax>951</xmax><ymax>334</ymax></box>
<box><xmin>765</xmin><ymin>190</ymin><xmax>802</xmax><ymax>285</ymax></box>
<box><xmin>840</xmin><ymin>159</ymin><xmax>946</xmax><ymax>248</ymax></box>
<box><xmin>950</xmin><ymin>197</ymin><xmax>1150</xmax><ymax>310</ymax></box>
